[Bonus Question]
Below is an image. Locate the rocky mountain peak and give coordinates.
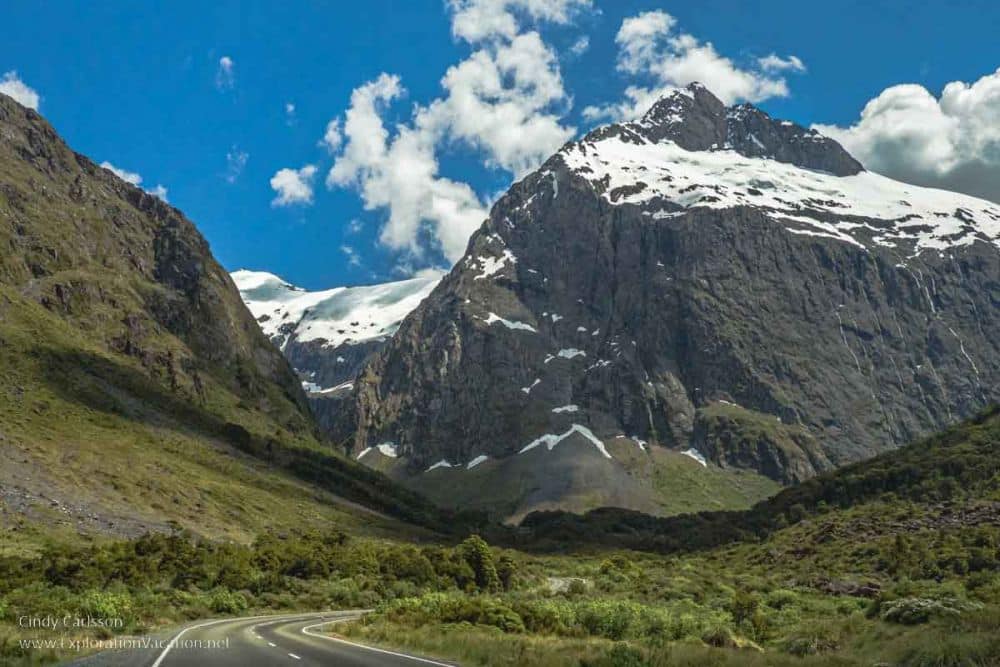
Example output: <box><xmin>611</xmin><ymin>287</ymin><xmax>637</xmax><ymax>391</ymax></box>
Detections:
<box><xmin>600</xmin><ymin>82</ymin><xmax>865</xmax><ymax>177</ymax></box>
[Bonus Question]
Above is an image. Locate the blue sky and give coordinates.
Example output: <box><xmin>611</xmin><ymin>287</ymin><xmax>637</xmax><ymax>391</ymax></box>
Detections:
<box><xmin>3</xmin><ymin>1</ymin><xmax>999</xmax><ymax>289</ymax></box>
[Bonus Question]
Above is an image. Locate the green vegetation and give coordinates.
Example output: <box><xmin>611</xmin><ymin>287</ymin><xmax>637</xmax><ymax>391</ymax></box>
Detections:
<box><xmin>4</xmin><ymin>407</ymin><xmax>999</xmax><ymax>665</ymax></box>
<box><xmin>407</xmin><ymin>440</ymin><xmax>781</xmax><ymax>524</ymax></box>
<box><xmin>0</xmin><ymin>530</ymin><xmax>515</xmax><ymax>663</ymax></box>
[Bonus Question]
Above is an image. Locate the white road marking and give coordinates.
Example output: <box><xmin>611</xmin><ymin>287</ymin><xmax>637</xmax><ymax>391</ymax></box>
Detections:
<box><xmin>288</xmin><ymin>653</ymin><xmax>301</xmax><ymax>660</ymax></box>
<box><xmin>302</xmin><ymin>620</ymin><xmax>454</xmax><ymax>666</ymax></box>
<box><xmin>151</xmin><ymin>612</ymin><xmax>364</xmax><ymax>667</ymax></box>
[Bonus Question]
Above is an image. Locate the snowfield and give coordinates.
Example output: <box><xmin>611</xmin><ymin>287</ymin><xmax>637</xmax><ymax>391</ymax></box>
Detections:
<box><xmin>231</xmin><ymin>269</ymin><xmax>443</xmax><ymax>350</ymax></box>
<box><xmin>559</xmin><ymin>126</ymin><xmax>1000</xmax><ymax>256</ymax></box>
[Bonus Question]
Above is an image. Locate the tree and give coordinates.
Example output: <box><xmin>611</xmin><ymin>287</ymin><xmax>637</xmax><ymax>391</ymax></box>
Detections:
<box><xmin>458</xmin><ymin>535</ymin><xmax>500</xmax><ymax>592</ymax></box>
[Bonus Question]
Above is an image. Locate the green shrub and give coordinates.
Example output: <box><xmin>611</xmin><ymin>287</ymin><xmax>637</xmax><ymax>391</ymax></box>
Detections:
<box><xmin>879</xmin><ymin>597</ymin><xmax>981</xmax><ymax>625</ymax></box>
<box><xmin>78</xmin><ymin>589</ymin><xmax>135</xmax><ymax>626</ymax></box>
<box><xmin>208</xmin><ymin>588</ymin><xmax>248</xmax><ymax>614</ymax></box>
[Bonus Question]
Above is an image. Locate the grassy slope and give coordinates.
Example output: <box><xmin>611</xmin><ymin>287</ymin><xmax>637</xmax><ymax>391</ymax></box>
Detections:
<box><xmin>0</xmin><ymin>94</ymin><xmax>459</xmax><ymax>552</ymax></box>
<box><xmin>400</xmin><ymin>438</ymin><xmax>779</xmax><ymax>524</ymax></box>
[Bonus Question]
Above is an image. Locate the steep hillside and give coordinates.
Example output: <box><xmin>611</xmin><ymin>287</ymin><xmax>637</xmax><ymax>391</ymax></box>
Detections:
<box><xmin>332</xmin><ymin>83</ymin><xmax>999</xmax><ymax>518</ymax></box>
<box><xmin>0</xmin><ymin>92</ymin><xmax>452</xmax><ymax>546</ymax></box>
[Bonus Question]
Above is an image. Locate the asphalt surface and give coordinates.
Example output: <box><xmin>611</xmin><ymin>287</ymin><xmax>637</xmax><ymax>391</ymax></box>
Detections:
<box><xmin>67</xmin><ymin>611</ymin><xmax>456</xmax><ymax>667</ymax></box>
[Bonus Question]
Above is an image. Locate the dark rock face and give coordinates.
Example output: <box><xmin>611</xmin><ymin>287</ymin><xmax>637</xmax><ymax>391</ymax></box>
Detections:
<box><xmin>626</xmin><ymin>83</ymin><xmax>864</xmax><ymax>176</ymax></box>
<box><xmin>323</xmin><ymin>85</ymin><xmax>1000</xmax><ymax>504</ymax></box>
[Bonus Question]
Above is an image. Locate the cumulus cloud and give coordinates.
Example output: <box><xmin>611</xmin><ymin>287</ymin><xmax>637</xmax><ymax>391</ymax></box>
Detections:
<box><xmin>568</xmin><ymin>35</ymin><xmax>590</xmax><ymax>57</ymax></box>
<box><xmin>270</xmin><ymin>164</ymin><xmax>317</xmax><ymax>207</ymax></box>
<box><xmin>216</xmin><ymin>56</ymin><xmax>235</xmax><ymax>90</ymax></box>
<box><xmin>448</xmin><ymin>0</ymin><xmax>591</xmax><ymax>43</ymax></box>
<box><xmin>814</xmin><ymin>68</ymin><xmax>1000</xmax><ymax>203</ymax></box>
<box><xmin>584</xmin><ymin>10</ymin><xmax>803</xmax><ymax>120</ymax></box>
<box><xmin>225</xmin><ymin>147</ymin><xmax>249</xmax><ymax>183</ymax></box>
<box><xmin>321</xmin><ymin>118</ymin><xmax>342</xmax><ymax>153</ymax></box>
<box><xmin>99</xmin><ymin>161</ymin><xmax>169</xmax><ymax>202</ymax></box>
<box><xmin>147</xmin><ymin>184</ymin><xmax>169</xmax><ymax>201</ymax></box>
<box><xmin>323</xmin><ymin>1</ymin><xmax>586</xmax><ymax>262</ymax></box>
<box><xmin>0</xmin><ymin>71</ymin><xmax>40</xmax><ymax>110</ymax></box>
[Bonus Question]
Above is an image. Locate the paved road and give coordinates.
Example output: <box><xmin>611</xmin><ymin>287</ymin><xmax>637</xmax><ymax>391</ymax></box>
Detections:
<box><xmin>68</xmin><ymin>611</ymin><xmax>456</xmax><ymax>667</ymax></box>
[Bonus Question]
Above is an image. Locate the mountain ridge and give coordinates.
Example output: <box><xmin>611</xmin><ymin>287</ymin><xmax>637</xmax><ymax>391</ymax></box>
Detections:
<box><xmin>0</xmin><ymin>91</ymin><xmax>455</xmax><ymax>543</ymax></box>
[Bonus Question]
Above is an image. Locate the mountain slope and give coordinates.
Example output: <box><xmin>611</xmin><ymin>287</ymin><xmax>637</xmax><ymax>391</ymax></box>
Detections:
<box><xmin>333</xmin><ymin>83</ymin><xmax>1000</xmax><ymax>520</ymax></box>
<box><xmin>518</xmin><ymin>404</ymin><xmax>1000</xmax><ymax>552</ymax></box>
<box><xmin>0</xmin><ymin>92</ymin><xmax>451</xmax><ymax>546</ymax></box>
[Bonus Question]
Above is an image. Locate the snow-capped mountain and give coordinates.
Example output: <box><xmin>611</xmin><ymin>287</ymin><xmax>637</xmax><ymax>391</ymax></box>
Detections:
<box><xmin>231</xmin><ymin>269</ymin><xmax>443</xmax><ymax>397</ymax></box>
<box><xmin>312</xmin><ymin>84</ymin><xmax>1000</xmax><ymax>521</ymax></box>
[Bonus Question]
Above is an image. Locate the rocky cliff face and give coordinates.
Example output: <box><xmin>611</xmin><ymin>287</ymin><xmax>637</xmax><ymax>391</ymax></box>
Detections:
<box><xmin>335</xmin><ymin>83</ymin><xmax>1000</xmax><ymax>504</ymax></box>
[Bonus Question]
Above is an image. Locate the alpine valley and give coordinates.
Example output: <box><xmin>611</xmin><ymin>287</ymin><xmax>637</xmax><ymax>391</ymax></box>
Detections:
<box><xmin>237</xmin><ymin>83</ymin><xmax>1000</xmax><ymax>523</ymax></box>
<box><xmin>4</xmin><ymin>75</ymin><xmax>1000</xmax><ymax>667</ymax></box>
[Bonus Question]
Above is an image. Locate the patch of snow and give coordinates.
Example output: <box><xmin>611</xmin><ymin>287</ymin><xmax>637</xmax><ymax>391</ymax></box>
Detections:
<box><xmin>551</xmin><ymin>405</ymin><xmax>579</xmax><ymax>413</ymax></box>
<box><xmin>557</xmin><ymin>348</ymin><xmax>587</xmax><ymax>359</ymax></box>
<box><xmin>519</xmin><ymin>424</ymin><xmax>612</xmax><ymax>459</ymax></box>
<box><xmin>483</xmin><ymin>312</ymin><xmax>537</xmax><ymax>332</ymax></box>
<box><xmin>472</xmin><ymin>249</ymin><xmax>517</xmax><ymax>280</ymax></box>
<box><xmin>467</xmin><ymin>455</ymin><xmax>489</xmax><ymax>469</ymax></box>
<box><xmin>376</xmin><ymin>442</ymin><xmax>399</xmax><ymax>458</ymax></box>
<box><xmin>682</xmin><ymin>448</ymin><xmax>708</xmax><ymax>466</ymax></box>
<box><xmin>550</xmin><ymin>313</ymin><xmax>563</xmax><ymax>322</ymax></box>
<box><xmin>521</xmin><ymin>378</ymin><xmax>541</xmax><ymax>394</ymax></box>
<box><xmin>356</xmin><ymin>447</ymin><xmax>372</xmax><ymax>460</ymax></box>
<box><xmin>309</xmin><ymin>381</ymin><xmax>354</xmax><ymax>395</ymax></box>
<box><xmin>426</xmin><ymin>459</ymin><xmax>455</xmax><ymax>472</ymax></box>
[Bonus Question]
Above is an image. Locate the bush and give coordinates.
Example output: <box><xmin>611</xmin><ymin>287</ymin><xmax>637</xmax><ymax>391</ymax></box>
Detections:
<box><xmin>78</xmin><ymin>589</ymin><xmax>135</xmax><ymax>627</ymax></box>
<box><xmin>209</xmin><ymin>588</ymin><xmax>248</xmax><ymax>614</ymax></box>
<box><xmin>879</xmin><ymin>597</ymin><xmax>981</xmax><ymax>625</ymax></box>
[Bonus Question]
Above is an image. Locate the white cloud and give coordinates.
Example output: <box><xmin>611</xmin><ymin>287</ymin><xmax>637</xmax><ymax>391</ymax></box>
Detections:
<box><xmin>321</xmin><ymin>118</ymin><xmax>342</xmax><ymax>153</ymax></box>
<box><xmin>100</xmin><ymin>161</ymin><xmax>143</xmax><ymax>186</ymax></box>
<box><xmin>323</xmin><ymin>3</ymin><xmax>584</xmax><ymax>263</ymax></box>
<box><xmin>285</xmin><ymin>102</ymin><xmax>296</xmax><ymax>125</ymax></box>
<box><xmin>758</xmin><ymin>54</ymin><xmax>805</xmax><ymax>73</ymax></box>
<box><xmin>448</xmin><ymin>0</ymin><xmax>591</xmax><ymax>43</ymax></box>
<box><xmin>568</xmin><ymin>35</ymin><xmax>590</xmax><ymax>57</ymax></box>
<box><xmin>347</xmin><ymin>218</ymin><xmax>363</xmax><ymax>234</ymax></box>
<box><xmin>270</xmin><ymin>164</ymin><xmax>317</xmax><ymax>207</ymax></box>
<box><xmin>0</xmin><ymin>71</ymin><xmax>40</xmax><ymax>110</ymax></box>
<box><xmin>814</xmin><ymin>68</ymin><xmax>1000</xmax><ymax>203</ymax></box>
<box><xmin>225</xmin><ymin>147</ymin><xmax>249</xmax><ymax>183</ymax></box>
<box><xmin>99</xmin><ymin>161</ymin><xmax>169</xmax><ymax>202</ymax></box>
<box><xmin>340</xmin><ymin>245</ymin><xmax>362</xmax><ymax>266</ymax></box>
<box><xmin>327</xmin><ymin>74</ymin><xmax>487</xmax><ymax>261</ymax></box>
<box><xmin>147</xmin><ymin>184</ymin><xmax>169</xmax><ymax>202</ymax></box>
<box><xmin>584</xmin><ymin>10</ymin><xmax>803</xmax><ymax>120</ymax></box>
<box><xmin>216</xmin><ymin>56</ymin><xmax>235</xmax><ymax>90</ymax></box>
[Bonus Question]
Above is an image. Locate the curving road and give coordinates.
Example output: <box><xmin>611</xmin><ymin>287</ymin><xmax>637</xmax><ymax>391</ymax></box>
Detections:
<box><xmin>69</xmin><ymin>611</ymin><xmax>456</xmax><ymax>667</ymax></box>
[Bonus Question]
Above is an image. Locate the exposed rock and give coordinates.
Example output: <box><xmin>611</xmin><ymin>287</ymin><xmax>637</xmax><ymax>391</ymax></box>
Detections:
<box><xmin>323</xmin><ymin>83</ymin><xmax>999</xmax><ymax>516</ymax></box>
